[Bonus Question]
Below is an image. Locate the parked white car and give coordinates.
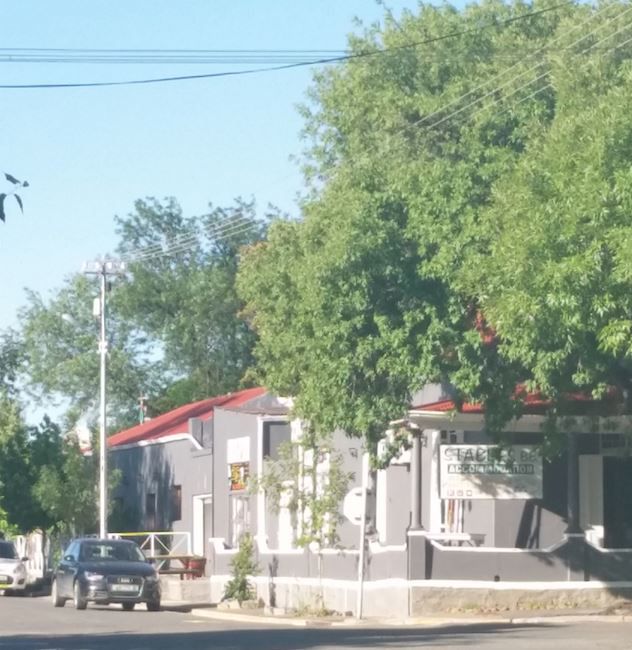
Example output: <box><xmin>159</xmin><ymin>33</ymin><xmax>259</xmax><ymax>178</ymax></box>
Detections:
<box><xmin>0</xmin><ymin>540</ymin><xmax>28</xmax><ymax>594</ymax></box>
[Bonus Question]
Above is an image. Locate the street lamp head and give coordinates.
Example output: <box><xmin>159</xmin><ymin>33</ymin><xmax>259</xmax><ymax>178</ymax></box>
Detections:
<box><xmin>104</xmin><ymin>260</ymin><xmax>126</xmax><ymax>274</ymax></box>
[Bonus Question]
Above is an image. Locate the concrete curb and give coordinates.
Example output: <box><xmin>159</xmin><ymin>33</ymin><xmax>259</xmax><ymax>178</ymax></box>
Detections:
<box><xmin>188</xmin><ymin>607</ymin><xmax>632</xmax><ymax>628</ymax></box>
<box><xmin>162</xmin><ymin>601</ymin><xmax>214</xmax><ymax>613</ymax></box>
<box><xmin>368</xmin><ymin>613</ymin><xmax>632</xmax><ymax>627</ymax></box>
<box><xmin>509</xmin><ymin>614</ymin><xmax>632</xmax><ymax>625</ymax></box>
<box><xmin>189</xmin><ymin>607</ymin><xmax>359</xmax><ymax>627</ymax></box>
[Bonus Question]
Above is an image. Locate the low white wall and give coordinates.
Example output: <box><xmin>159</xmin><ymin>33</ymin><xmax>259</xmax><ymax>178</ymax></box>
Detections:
<box><xmin>210</xmin><ymin>575</ymin><xmax>632</xmax><ymax>618</ymax></box>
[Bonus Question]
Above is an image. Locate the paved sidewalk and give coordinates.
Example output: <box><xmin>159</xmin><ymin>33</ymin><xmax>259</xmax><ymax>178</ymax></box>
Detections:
<box><xmin>186</xmin><ymin>604</ymin><xmax>632</xmax><ymax>628</ymax></box>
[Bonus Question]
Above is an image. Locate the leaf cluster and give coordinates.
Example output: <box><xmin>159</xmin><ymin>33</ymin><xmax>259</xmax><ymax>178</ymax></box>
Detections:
<box><xmin>238</xmin><ymin>1</ymin><xmax>632</xmax><ymax>448</ymax></box>
<box><xmin>251</xmin><ymin>439</ymin><xmax>352</xmax><ymax>547</ymax></box>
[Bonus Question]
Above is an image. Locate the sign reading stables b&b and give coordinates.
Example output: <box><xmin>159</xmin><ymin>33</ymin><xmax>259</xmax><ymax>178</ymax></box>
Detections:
<box><xmin>440</xmin><ymin>444</ymin><xmax>543</xmax><ymax>500</ymax></box>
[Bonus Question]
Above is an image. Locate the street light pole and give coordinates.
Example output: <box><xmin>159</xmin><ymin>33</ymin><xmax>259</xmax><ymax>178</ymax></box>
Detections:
<box><xmin>83</xmin><ymin>258</ymin><xmax>126</xmax><ymax>539</ymax></box>
<box><xmin>98</xmin><ymin>267</ymin><xmax>107</xmax><ymax>539</ymax></box>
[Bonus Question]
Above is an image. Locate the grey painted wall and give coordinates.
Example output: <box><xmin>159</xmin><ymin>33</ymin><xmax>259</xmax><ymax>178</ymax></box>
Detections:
<box><xmin>211</xmin><ymin>410</ymin><xmax>365</xmax><ymax>551</ymax></box>
<box><xmin>212</xmin><ymin>408</ymin><xmax>260</xmax><ymax>547</ymax></box>
<box><xmin>493</xmin><ymin>456</ymin><xmax>567</xmax><ymax>549</ymax></box>
<box><xmin>331</xmin><ymin>431</ymin><xmax>365</xmax><ymax>549</ymax></box>
<box><xmin>383</xmin><ymin>465</ymin><xmax>411</xmax><ymax>545</ymax></box>
<box><xmin>109</xmin><ymin>438</ymin><xmax>212</xmax><ymax>548</ymax></box>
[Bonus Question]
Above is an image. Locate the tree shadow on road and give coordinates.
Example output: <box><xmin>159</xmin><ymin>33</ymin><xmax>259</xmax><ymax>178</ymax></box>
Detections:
<box><xmin>0</xmin><ymin>622</ymin><xmax>555</xmax><ymax>650</ymax></box>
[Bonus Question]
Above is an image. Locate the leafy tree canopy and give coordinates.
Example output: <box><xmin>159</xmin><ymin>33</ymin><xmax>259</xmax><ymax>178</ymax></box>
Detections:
<box><xmin>238</xmin><ymin>0</ymin><xmax>632</xmax><ymax>446</ymax></box>
<box><xmin>17</xmin><ymin>274</ymin><xmax>156</xmax><ymax>430</ymax></box>
<box><xmin>0</xmin><ymin>397</ymin><xmax>62</xmax><ymax>533</ymax></box>
<box><xmin>114</xmin><ymin>197</ymin><xmax>268</xmax><ymax>412</ymax></box>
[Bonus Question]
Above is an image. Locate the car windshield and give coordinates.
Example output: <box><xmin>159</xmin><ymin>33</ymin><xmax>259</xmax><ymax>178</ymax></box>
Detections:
<box><xmin>79</xmin><ymin>541</ymin><xmax>145</xmax><ymax>563</ymax></box>
<box><xmin>0</xmin><ymin>541</ymin><xmax>18</xmax><ymax>560</ymax></box>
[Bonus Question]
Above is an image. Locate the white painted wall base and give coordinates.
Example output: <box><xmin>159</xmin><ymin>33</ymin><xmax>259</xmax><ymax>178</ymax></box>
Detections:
<box><xmin>209</xmin><ymin>575</ymin><xmax>632</xmax><ymax>618</ymax></box>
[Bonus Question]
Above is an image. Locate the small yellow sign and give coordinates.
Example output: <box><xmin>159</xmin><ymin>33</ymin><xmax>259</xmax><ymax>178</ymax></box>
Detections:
<box><xmin>229</xmin><ymin>462</ymin><xmax>249</xmax><ymax>491</ymax></box>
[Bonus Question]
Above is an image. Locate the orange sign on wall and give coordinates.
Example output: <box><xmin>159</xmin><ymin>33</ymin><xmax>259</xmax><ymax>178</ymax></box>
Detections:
<box><xmin>229</xmin><ymin>462</ymin><xmax>249</xmax><ymax>491</ymax></box>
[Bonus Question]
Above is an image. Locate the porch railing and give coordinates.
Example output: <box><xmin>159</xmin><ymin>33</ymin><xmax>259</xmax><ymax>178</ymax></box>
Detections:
<box><xmin>108</xmin><ymin>531</ymin><xmax>192</xmax><ymax>563</ymax></box>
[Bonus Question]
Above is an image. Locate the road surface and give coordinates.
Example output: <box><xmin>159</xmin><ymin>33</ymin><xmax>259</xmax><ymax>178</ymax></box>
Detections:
<box><xmin>0</xmin><ymin>594</ymin><xmax>631</xmax><ymax>649</ymax></box>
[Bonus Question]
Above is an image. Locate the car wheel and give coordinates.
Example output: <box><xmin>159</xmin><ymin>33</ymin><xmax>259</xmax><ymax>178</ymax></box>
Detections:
<box><xmin>51</xmin><ymin>580</ymin><xmax>65</xmax><ymax>608</ymax></box>
<box><xmin>147</xmin><ymin>599</ymin><xmax>161</xmax><ymax>612</ymax></box>
<box><xmin>121</xmin><ymin>602</ymin><xmax>135</xmax><ymax>611</ymax></box>
<box><xmin>73</xmin><ymin>581</ymin><xmax>87</xmax><ymax>610</ymax></box>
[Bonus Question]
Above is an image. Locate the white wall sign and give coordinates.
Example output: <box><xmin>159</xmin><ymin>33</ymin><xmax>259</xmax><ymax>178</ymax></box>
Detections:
<box><xmin>226</xmin><ymin>436</ymin><xmax>250</xmax><ymax>464</ymax></box>
<box><xmin>343</xmin><ymin>487</ymin><xmax>366</xmax><ymax>526</ymax></box>
<box><xmin>440</xmin><ymin>444</ymin><xmax>542</xmax><ymax>500</ymax></box>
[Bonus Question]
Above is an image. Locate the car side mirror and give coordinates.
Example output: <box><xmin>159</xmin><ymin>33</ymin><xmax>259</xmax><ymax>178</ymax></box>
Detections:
<box><xmin>63</xmin><ymin>554</ymin><xmax>75</xmax><ymax>562</ymax></box>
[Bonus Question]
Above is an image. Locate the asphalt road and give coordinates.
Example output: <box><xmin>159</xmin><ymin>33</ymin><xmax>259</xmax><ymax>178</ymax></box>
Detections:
<box><xmin>1</xmin><ymin>594</ymin><xmax>632</xmax><ymax>650</ymax></box>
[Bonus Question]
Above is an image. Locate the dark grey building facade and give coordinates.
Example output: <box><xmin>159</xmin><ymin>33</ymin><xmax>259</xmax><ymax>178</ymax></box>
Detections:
<box><xmin>110</xmin><ymin>386</ymin><xmax>632</xmax><ymax>617</ymax></box>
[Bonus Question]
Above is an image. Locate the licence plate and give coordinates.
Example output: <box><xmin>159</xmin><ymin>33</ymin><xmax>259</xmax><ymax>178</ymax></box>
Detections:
<box><xmin>110</xmin><ymin>584</ymin><xmax>138</xmax><ymax>592</ymax></box>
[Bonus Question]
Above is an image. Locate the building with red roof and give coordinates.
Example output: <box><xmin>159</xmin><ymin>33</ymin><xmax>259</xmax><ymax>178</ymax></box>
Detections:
<box><xmin>108</xmin><ymin>387</ymin><xmax>266</xmax><ymax>449</ymax></box>
<box><xmin>106</xmin><ymin>380</ymin><xmax>632</xmax><ymax>616</ymax></box>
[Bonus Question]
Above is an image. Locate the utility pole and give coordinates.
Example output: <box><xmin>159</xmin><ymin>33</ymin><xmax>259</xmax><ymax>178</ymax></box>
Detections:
<box><xmin>356</xmin><ymin>452</ymin><xmax>369</xmax><ymax>620</ymax></box>
<box><xmin>83</xmin><ymin>258</ymin><xmax>126</xmax><ymax>539</ymax></box>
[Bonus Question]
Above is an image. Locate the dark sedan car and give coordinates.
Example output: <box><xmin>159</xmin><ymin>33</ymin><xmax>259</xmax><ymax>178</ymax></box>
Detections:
<box><xmin>51</xmin><ymin>538</ymin><xmax>161</xmax><ymax>611</ymax></box>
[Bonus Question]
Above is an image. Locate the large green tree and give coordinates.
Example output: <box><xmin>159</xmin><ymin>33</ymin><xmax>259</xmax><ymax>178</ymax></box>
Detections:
<box><xmin>0</xmin><ymin>398</ymin><xmax>61</xmax><ymax>533</ymax></box>
<box><xmin>18</xmin><ymin>274</ymin><xmax>156</xmax><ymax>430</ymax></box>
<box><xmin>114</xmin><ymin>197</ymin><xmax>267</xmax><ymax>412</ymax></box>
<box><xmin>238</xmin><ymin>0</ymin><xmax>632</xmax><ymax>446</ymax></box>
<box><xmin>0</xmin><ymin>330</ymin><xmax>23</xmax><ymax>399</ymax></box>
<box><xmin>0</xmin><ymin>397</ymin><xmax>103</xmax><ymax>536</ymax></box>
<box><xmin>467</xmin><ymin>39</ymin><xmax>632</xmax><ymax>411</ymax></box>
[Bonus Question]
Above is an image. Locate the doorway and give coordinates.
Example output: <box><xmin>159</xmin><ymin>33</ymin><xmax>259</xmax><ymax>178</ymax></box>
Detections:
<box><xmin>603</xmin><ymin>457</ymin><xmax>632</xmax><ymax>548</ymax></box>
<box><xmin>192</xmin><ymin>494</ymin><xmax>213</xmax><ymax>557</ymax></box>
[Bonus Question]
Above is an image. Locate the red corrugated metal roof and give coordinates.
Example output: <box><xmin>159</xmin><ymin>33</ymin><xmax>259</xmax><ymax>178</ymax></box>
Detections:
<box><xmin>411</xmin><ymin>385</ymin><xmax>610</xmax><ymax>414</ymax></box>
<box><xmin>108</xmin><ymin>386</ymin><xmax>266</xmax><ymax>447</ymax></box>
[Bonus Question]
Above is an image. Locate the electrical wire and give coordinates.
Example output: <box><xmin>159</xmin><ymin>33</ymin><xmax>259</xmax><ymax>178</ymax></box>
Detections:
<box><xmin>121</xmin><ymin>214</ymin><xmax>261</xmax><ymax>264</ymax></box>
<box><xmin>490</xmin><ymin>18</ymin><xmax>632</xmax><ymax>120</ymax></box>
<box><xmin>0</xmin><ymin>48</ymin><xmax>348</xmax><ymax>65</ymax></box>
<box><xmin>438</xmin><ymin>6</ymin><xmax>632</xmax><ymax>130</ymax></box>
<box><xmin>421</xmin><ymin>3</ymin><xmax>630</xmax><ymax>133</ymax></box>
<box><xmin>0</xmin><ymin>2</ymin><xmax>574</xmax><ymax>89</ymax></box>
<box><xmin>110</xmin><ymin>4</ymin><xmax>632</xmax><ymax>266</ymax></box>
<box><xmin>121</xmin><ymin>217</ymin><xmax>253</xmax><ymax>262</ymax></box>
<box><xmin>126</xmin><ymin>11</ymin><xmax>632</xmax><ymax>266</ymax></box>
<box><xmin>414</xmin><ymin>1</ymin><xmax>615</xmax><ymax>131</ymax></box>
<box><xmin>134</xmin><ymin>220</ymin><xmax>263</xmax><ymax>262</ymax></box>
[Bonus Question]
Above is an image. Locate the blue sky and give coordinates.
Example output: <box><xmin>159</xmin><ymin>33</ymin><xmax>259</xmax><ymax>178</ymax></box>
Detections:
<box><xmin>0</xmin><ymin>0</ymin><xmax>420</xmax><ymax>332</ymax></box>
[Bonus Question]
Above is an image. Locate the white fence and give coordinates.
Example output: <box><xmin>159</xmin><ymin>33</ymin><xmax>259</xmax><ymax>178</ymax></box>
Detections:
<box><xmin>109</xmin><ymin>531</ymin><xmax>192</xmax><ymax>564</ymax></box>
<box><xmin>13</xmin><ymin>531</ymin><xmax>52</xmax><ymax>585</ymax></box>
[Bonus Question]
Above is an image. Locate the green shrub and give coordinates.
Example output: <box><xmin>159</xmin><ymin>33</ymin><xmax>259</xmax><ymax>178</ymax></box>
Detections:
<box><xmin>223</xmin><ymin>533</ymin><xmax>259</xmax><ymax>604</ymax></box>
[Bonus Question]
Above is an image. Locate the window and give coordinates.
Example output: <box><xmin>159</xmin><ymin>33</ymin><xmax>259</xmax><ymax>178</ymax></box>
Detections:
<box><xmin>262</xmin><ymin>421</ymin><xmax>291</xmax><ymax>460</ymax></box>
<box><xmin>0</xmin><ymin>542</ymin><xmax>17</xmax><ymax>560</ymax></box>
<box><xmin>145</xmin><ymin>492</ymin><xmax>156</xmax><ymax>530</ymax></box>
<box><xmin>170</xmin><ymin>485</ymin><xmax>182</xmax><ymax>522</ymax></box>
<box><xmin>79</xmin><ymin>541</ymin><xmax>145</xmax><ymax>562</ymax></box>
<box><xmin>64</xmin><ymin>541</ymin><xmax>79</xmax><ymax>561</ymax></box>
<box><xmin>229</xmin><ymin>495</ymin><xmax>250</xmax><ymax>548</ymax></box>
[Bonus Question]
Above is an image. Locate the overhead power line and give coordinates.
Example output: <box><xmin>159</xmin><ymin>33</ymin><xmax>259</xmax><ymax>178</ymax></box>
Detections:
<box><xmin>422</xmin><ymin>2</ymin><xmax>632</xmax><ymax>132</ymax></box>
<box><xmin>488</xmin><ymin>13</ymin><xmax>632</xmax><ymax>121</ymax></box>
<box><xmin>0</xmin><ymin>1</ymin><xmax>574</xmax><ymax>89</ymax></box>
<box><xmin>415</xmin><ymin>1</ymin><xmax>617</xmax><ymax>130</ymax></box>
<box><xmin>119</xmin><ymin>6</ymin><xmax>632</xmax><ymax>267</ymax></box>
<box><xmin>0</xmin><ymin>48</ymin><xmax>348</xmax><ymax>65</ymax></box>
<box><xmin>120</xmin><ymin>214</ymin><xmax>263</xmax><ymax>264</ymax></box>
